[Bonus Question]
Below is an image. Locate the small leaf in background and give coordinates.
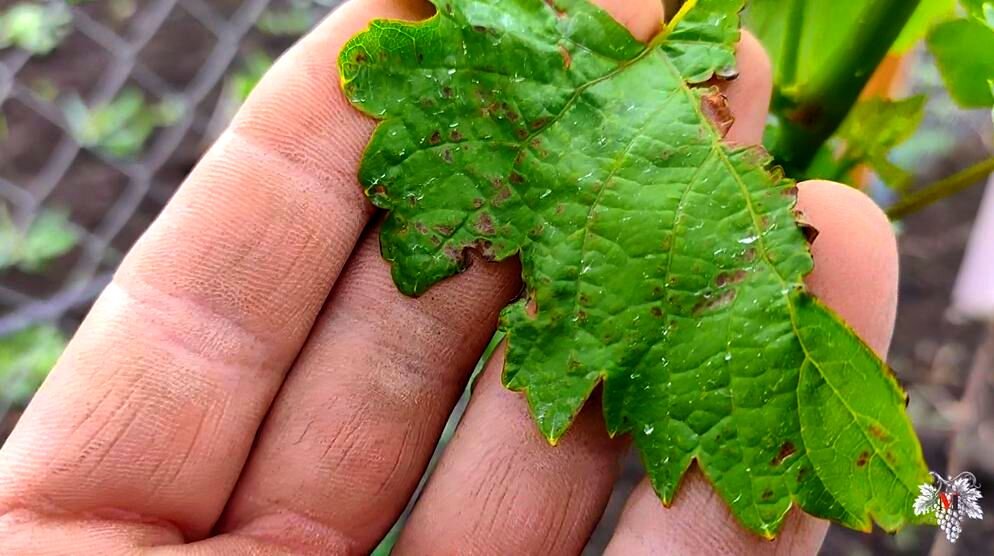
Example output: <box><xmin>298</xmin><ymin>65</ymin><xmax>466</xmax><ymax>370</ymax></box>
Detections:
<box><xmin>0</xmin><ymin>2</ymin><xmax>72</xmax><ymax>55</ymax></box>
<box><xmin>835</xmin><ymin>96</ymin><xmax>928</xmax><ymax>190</ymax></box>
<box><xmin>961</xmin><ymin>0</ymin><xmax>994</xmax><ymax>27</ymax></box>
<box><xmin>0</xmin><ymin>324</ymin><xmax>66</xmax><ymax>405</ymax></box>
<box><xmin>891</xmin><ymin>0</ymin><xmax>956</xmax><ymax>54</ymax></box>
<box><xmin>63</xmin><ymin>88</ymin><xmax>182</xmax><ymax>159</ymax></box>
<box><xmin>228</xmin><ymin>50</ymin><xmax>273</xmax><ymax>106</ymax></box>
<box><xmin>928</xmin><ymin>17</ymin><xmax>994</xmax><ymax>108</ymax></box>
<box><xmin>257</xmin><ymin>0</ymin><xmax>323</xmax><ymax>36</ymax></box>
<box><xmin>0</xmin><ymin>208</ymin><xmax>78</xmax><ymax>273</ymax></box>
<box><xmin>342</xmin><ymin>0</ymin><xmax>929</xmax><ymax>537</ymax></box>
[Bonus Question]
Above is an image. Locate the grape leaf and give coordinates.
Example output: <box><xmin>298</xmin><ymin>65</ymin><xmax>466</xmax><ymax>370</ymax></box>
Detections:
<box><xmin>339</xmin><ymin>0</ymin><xmax>929</xmax><ymax>537</ymax></box>
<box><xmin>928</xmin><ymin>17</ymin><xmax>994</xmax><ymax>108</ymax></box>
<box><xmin>834</xmin><ymin>96</ymin><xmax>927</xmax><ymax>191</ymax></box>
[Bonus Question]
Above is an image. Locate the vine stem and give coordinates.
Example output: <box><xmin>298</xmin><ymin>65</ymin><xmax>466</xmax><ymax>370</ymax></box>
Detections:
<box><xmin>886</xmin><ymin>156</ymin><xmax>994</xmax><ymax>220</ymax></box>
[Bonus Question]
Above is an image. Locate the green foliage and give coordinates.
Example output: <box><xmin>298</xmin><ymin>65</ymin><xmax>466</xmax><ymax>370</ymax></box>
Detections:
<box><xmin>832</xmin><ymin>96</ymin><xmax>928</xmax><ymax>190</ymax></box>
<box><xmin>341</xmin><ymin>0</ymin><xmax>928</xmax><ymax>537</ymax></box>
<box><xmin>744</xmin><ymin>0</ymin><xmax>921</xmax><ymax>174</ymax></box>
<box><xmin>257</xmin><ymin>0</ymin><xmax>332</xmax><ymax>36</ymax></box>
<box><xmin>0</xmin><ymin>2</ymin><xmax>72</xmax><ymax>55</ymax></box>
<box><xmin>63</xmin><ymin>88</ymin><xmax>182</xmax><ymax>159</ymax></box>
<box><xmin>0</xmin><ymin>208</ymin><xmax>78</xmax><ymax>273</ymax></box>
<box><xmin>228</xmin><ymin>51</ymin><xmax>273</xmax><ymax>105</ymax></box>
<box><xmin>928</xmin><ymin>16</ymin><xmax>994</xmax><ymax>108</ymax></box>
<box><xmin>0</xmin><ymin>324</ymin><xmax>65</xmax><ymax>405</ymax></box>
<box><xmin>891</xmin><ymin>0</ymin><xmax>956</xmax><ymax>53</ymax></box>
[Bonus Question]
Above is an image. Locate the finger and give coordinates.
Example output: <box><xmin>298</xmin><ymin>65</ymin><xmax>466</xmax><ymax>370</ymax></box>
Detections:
<box><xmin>604</xmin><ymin>181</ymin><xmax>899</xmax><ymax>554</ymax></box>
<box><xmin>215</xmin><ymin>231</ymin><xmax>521</xmax><ymax>553</ymax></box>
<box><xmin>395</xmin><ymin>20</ymin><xmax>780</xmax><ymax>556</ymax></box>
<box><xmin>0</xmin><ymin>0</ymin><xmax>430</xmax><ymax>542</ymax></box>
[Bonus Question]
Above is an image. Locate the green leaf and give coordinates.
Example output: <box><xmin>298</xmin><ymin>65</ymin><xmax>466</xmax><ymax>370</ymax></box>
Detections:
<box><xmin>0</xmin><ymin>325</ymin><xmax>66</xmax><ymax>404</ymax></box>
<box><xmin>64</xmin><ymin>88</ymin><xmax>181</xmax><ymax>159</ymax></box>
<box><xmin>961</xmin><ymin>0</ymin><xmax>994</xmax><ymax>27</ymax></box>
<box><xmin>340</xmin><ymin>0</ymin><xmax>928</xmax><ymax>537</ymax></box>
<box><xmin>927</xmin><ymin>17</ymin><xmax>994</xmax><ymax>107</ymax></box>
<box><xmin>891</xmin><ymin>0</ymin><xmax>956</xmax><ymax>53</ymax></box>
<box><xmin>0</xmin><ymin>208</ymin><xmax>78</xmax><ymax>273</ymax></box>
<box><xmin>0</xmin><ymin>2</ymin><xmax>71</xmax><ymax>55</ymax></box>
<box><xmin>834</xmin><ymin>96</ymin><xmax>927</xmax><ymax>190</ymax></box>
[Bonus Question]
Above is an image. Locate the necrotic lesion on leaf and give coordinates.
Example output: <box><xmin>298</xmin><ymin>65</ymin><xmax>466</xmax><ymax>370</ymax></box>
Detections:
<box><xmin>338</xmin><ymin>0</ymin><xmax>929</xmax><ymax>538</ymax></box>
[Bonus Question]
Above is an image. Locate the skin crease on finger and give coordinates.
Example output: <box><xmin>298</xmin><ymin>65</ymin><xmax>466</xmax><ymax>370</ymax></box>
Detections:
<box><xmin>0</xmin><ymin>2</ymin><xmax>898</xmax><ymax>556</ymax></box>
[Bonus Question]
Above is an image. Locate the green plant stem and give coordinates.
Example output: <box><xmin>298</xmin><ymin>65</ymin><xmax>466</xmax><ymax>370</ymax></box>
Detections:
<box><xmin>771</xmin><ymin>0</ymin><xmax>922</xmax><ymax>176</ymax></box>
<box><xmin>887</xmin><ymin>156</ymin><xmax>994</xmax><ymax>220</ymax></box>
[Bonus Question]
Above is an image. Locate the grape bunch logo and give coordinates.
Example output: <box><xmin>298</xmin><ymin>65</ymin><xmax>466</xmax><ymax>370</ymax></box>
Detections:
<box><xmin>914</xmin><ymin>471</ymin><xmax>983</xmax><ymax>543</ymax></box>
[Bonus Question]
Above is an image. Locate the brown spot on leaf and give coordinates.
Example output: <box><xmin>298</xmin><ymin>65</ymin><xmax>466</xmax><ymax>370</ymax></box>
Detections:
<box><xmin>742</xmin><ymin>247</ymin><xmax>757</xmax><ymax>263</ymax></box>
<box><xmin>473</xmin><ymin>25</ymin><xmax>488</xmax><ymax>33</ymax></box>
<box><xmin>370</xmin><ymin>184</ymin><xmax>387</xmax><ymax>197</ymax></box>
<box><xmin>558</xmin><ymin>44</ymin><xmax>572</xmax><ymax>69</ymax></box>
<box><xmin>434</xmin><ymin>224</ymin><xmax>453</xmax><ymax>236</ymax></box>
<box><xmin>761</xmin><ymin>489</ymin><xmax>774</xmax><ymax>500</ymax></box>
<box><xmin>771</xmin><ymin>442</ymin><xmax>796</xmax><ymax>466</ymax></box>
<box><xmin>555</xmin><ymin>203</ymin><xmax>565</xmax><ymax>215</ymax></box>
<box><xmin>797</xmin><ymin>218</ymin><xmax>820</xmax><ymax>244</ymax></box>
<box><xmin>869</xmin><ymin>423</ymin><xmax>890</xmax><ymax>442</ymax></box>
<box><xmin>428</xmin><ymin>130</ymin><xmax>442</xmax><ymax>145</ymax></box>
<box><xmin>509</xmin><ymin>172</ymin><xmax>524</xmax><ymax>184</ymax></box>
<box><xmin>576</xmin><ymin>310</ymin><xmax>587</xmax><ymax>322</ymax></box>
<box><xmin>531</xmin><ymin>117</ymin><xmax>549</xmax><ymax>130</ymax></box>
<box><xmin>441</xmin><ymin>148</ymin><xmax>453</xmax><ymax>163</ymax></box>
<box><xmin>450</xmin><ymin>129</ymin><xmax>463</xmax><ymax>142</ymax></box>
<box><xmin>856</xmin><ymin>451</ymin><xmax>870</xmax><ymax>467</ymax></box>
<box><xmin>442</xmin><ymin>86</ymin><xmax>454</xmax><ymax>99</ymax></box>
<box><xmin>443</xmin><ymin>245</ymin><xmax>461</xmax><ymax>261</ymax></box>
<box><xmin>355</xmin><ymin>52</ymin><xmax>368</xmax><ymax>63</ymax></box>
<box><xmin>507</xmin><ymin>110</ymin><xmax>520</xmax><ymax>122</ymax></box>
<box><xmin>701</xmin><ymin>91</ymin><xmax>734</xmax><ymax>138</ymax></box>
<box><xmin>476</xmin><ymin>213</ymin><xmax>495</xmax><ymax>235</ymax></box>
<box><xmin>472</xmin><ymin>197</ymin><xmax>485</xmax><ymax>208</ymax></box>
<box><xmin>797</xmin><ymin>466</ymin><xmax>808</xmax><ymax>481</ymax></box>
<box><xmin>715</xmin><ymin>269</ymin><xmax>747</xmax><ymax>287</ymax></box>
<box><xmin>693</xmin><ymin>289</ymin><xmax>737</xmax><ymax>316</ymax></box>
<box><xmin>579</xmin><ymin>293</ymin><xmax>590</xmax><ymax>306</ymax></box>
<box><xmin>516</xmin><ymin>128</ymin><xmax>529</xmax><ymax>139</ymax></box>
<box><xmin>414</xmin><ymin>222</ymin><xmax>429</xmax><ymax>234</ymax></box>
<box><xmin>494</xmin><ymin>185</ymin><xmax>512</xmax><ymax>205</ymax></box>
<box><xmin>544</xmin><ymin>0</ymin><xmax>567</xmax><ymax>18</ymax></box>
<box><xmin>650</xmin><ymin>306</ymin><xmax>663</xmax><ymax>318</ymax></box>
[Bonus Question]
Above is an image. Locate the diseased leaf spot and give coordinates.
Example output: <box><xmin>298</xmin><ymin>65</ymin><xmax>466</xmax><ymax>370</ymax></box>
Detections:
<box><xmin>693</xmin><ymin>288</ymin><xmax>737</xmax><ymax>316</ymax></box>
<box><xmin>559</xmin><ymin>44</ymin><xmax>572</xmax><ymax>69</ymax></box>
<box><xmin>761</xmin><ymin>488</ymin><xmax>774</xmax><ymax>500</ymax></box>
<box><xmin>771</xmin><ymin>442</ymin><xmax>796</xmax><ymax>466</ymax></box>
<box><xmin>450</xmin><ymin>129</ymin><xmax>464</xmax><ymax>142</ymax></box>
<box><xmin>856</xmin><ymin>451</ymin><xmax>870</xmax><ymax>467</ymax></box>
<box><xmin>650</xmin><ymin>306</ymin><xmax>664</xmax><ymax>318</ymax></box>
<box><xmin>476</xmin><ymin>213</ymin><xmax>495</xmax><ymax>235</ymax></box>
<box><xmin>429</xmin><ymin>130</ymin><xmax>442</xmax><ymax>145</ymax></box>
<box><xmin>715</xmin><ymin>269</ymin><xmax>747</xmax><ymax>287</ymax></box>
<box><xmin>701</xmin><ymin>91</ymin><xmax>734</xmax><ymax>137</ymax></box>
<box><xmin>441</xmin><ymin>148</ymin><xmax>453</xmax><ymax>163</ymax></box>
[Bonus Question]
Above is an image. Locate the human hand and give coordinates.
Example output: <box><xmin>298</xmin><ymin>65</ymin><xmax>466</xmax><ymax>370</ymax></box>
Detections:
<box><xmin>0</xmin><ymin>1</ymin><xmax>900</xmax><ymax>554</ymax></box>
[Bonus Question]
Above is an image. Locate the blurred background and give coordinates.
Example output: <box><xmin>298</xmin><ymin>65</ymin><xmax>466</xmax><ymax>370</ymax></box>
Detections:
<box><xmin>0</xmin><ymin>1</ymin><xmax>992</xmax><ymax>554</ymax></box>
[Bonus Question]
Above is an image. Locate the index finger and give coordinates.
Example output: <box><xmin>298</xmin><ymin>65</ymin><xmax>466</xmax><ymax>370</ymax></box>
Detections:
<box><xmin>0</xmin><ymin>0</ymin><xmax>430</xmax><ymax>541</ymax></box>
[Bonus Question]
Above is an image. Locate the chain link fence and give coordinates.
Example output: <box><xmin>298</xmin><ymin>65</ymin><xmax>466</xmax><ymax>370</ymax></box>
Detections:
<box><xmin>0</xmin><ymin>0</ymin><xmax>340</xmax><ymax>420</ymax></box>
